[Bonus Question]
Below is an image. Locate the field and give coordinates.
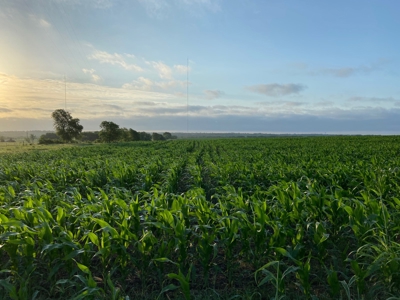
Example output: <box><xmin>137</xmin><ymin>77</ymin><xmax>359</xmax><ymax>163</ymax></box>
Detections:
<box><xmin>1</xmin><ymin>137</ymin><xmax>400</xmax><ymax>299</ymax></box>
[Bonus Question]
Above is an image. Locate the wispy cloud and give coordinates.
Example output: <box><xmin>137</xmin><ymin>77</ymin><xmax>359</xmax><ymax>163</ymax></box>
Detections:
<box><xmin>122</xmin><ymin>77</ymin><xmax>186</xmax><ymax>91</ymax></box>
<box><xmin>256</xmin><ymin>101</ymin><xmax>306</xmax><ymax>107</ymax></box>
<box><xmin>3</xmin><ymin>73</ymin><xmax>400</xmax><ymax>133</ymax></box>
<box><xmin>150</xmin><ymin>61</ymin><xmax>173</xmax><ymax>79</ymax></box>
<box><xmin>320</xmin><ymin>67</ymin><xmax>356</xmax><ymax>78</ymax></box>
<box><xmin>0</xmin><ymin>107</ymin><xmax>13</xmax><ymax>113</ymax></box>
<box><xmin>29</xmin><ymin>15</ymin><xmax>51</xmax><ymax>28</ymax></box>
<box><xmin>54</xmin><ymin>0</ymin><xmax>114</xmax><ymax>9</ymax></box>
<box><xmin>138</xmin><ymin>0</ymin><xmax>221</xmax><ymax>17</ymax></box>
<box><xmin>174</xmin><ymin>64</ymin><xmax>190</xmax><ymax>74</ymax></box>
<box><xmin>315</xmin><ymin>59</ymin><xmax>389</xmax><ymax>78</ymax></box>
<box><xmin>290</xmin><ymin>59</ymin><xmax>389</xmax><ymax>78</ymax></box>
<box><xmin>246</xmin><ymin>83</ymin><xmax>306</xmax><ymax>97</ymax></box>
<box><xmin>89</xmin><ymin>50</ymin><xmax>143</xmax><ymax>71</ymax></box>
<box><xmin>82</xmin><ymin>69</ymin><xmax>101</xmax><ymax>82</ymax></box>
<box><xmin>315</xmin><ymin>101</ymin><xmax>334</xmax><ymax>107</ymax></box>
<box><xmin>138</xmin><ymin>0</ymin><xmax>169</xmax><ymax>17</ymax></box>
<box><xmin>348</xmin><ymin>96</ymin><xmax>398</xmax><ymax>103</ymax></box>
<box><xmin>204</xmin><ymin>89</ymin><xmax>224</xmax><ymax>100</ymax></box>
<box><xmin>179</xmin><ymin>0</ymin><xmax>221</xmax><ymax>12</ymax></box>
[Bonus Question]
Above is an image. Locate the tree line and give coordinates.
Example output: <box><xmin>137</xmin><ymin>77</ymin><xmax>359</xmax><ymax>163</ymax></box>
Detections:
<box><xmin>39</xmin><ymin>109</ymin><xmax>177</xmax><ymax>144</ymax></box>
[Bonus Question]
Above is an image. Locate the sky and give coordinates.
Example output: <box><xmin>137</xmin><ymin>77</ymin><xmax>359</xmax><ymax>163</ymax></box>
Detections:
<box><xmin>0</xmin><ymin>0</ymin><xmax>399</xmax><ymax>133</ymax></box>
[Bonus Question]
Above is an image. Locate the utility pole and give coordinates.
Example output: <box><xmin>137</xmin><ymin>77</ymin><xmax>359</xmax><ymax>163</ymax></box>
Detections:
<box><xmin>187</xmin><ymin>58</ymin><xmax>189</xmax><ymax>133</ymax></box>
<box><xmin>64</xmin><ymin>75</ymin><xmax>67</xmax><ymax>110</ymax></box>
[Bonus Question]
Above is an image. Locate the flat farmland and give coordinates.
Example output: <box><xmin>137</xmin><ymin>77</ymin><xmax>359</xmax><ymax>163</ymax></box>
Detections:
<box><xmin>1</xmin><ymin>137</ymin><xmax>400</xmax><ymax>299</ymax></box>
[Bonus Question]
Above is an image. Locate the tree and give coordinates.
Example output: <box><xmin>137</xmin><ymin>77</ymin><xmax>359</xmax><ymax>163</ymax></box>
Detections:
<box><xmin>163</xmin><ymin>132</ymin><xmax>172</xmax><ymax>140</ymax></box>
<box><xmin>51</xmin><ymin>109</ymin><xmax>83</xmax><ymax>143</ymax></box>
<box><xmin>139</xmin><ymin>132</ymin><xmax>152</xmax><ymax>141</ymax></box>
<box><xmin>30</xmin><ymin>134</ymin><xmax>37</xmax><ymax>143</ymax></box>
<box><xmin>152</xmin><ymin>132</ymin><xmax>165</xmax><ymax>141</ymax></box>
<box><xmin>119</xmin><ymin>127</ymin><xmax>131</xmax><ymax>142</ymax></box>
<box><xmin>81</xmin><ymin>131</ymin><xmax>99</xmax><ymax>142</ymax></box>
<box><xmin>38</xmin><ymin>134</ymin><xmax>62</xmax><ymax>144</ymax></box>
<box><xmin>129</xmin><ymin>129</ymin><xmax>141</xmax><ymax>141</ymax></box>
<box><xmin>99</xmin><ymin>121</ymin><xmax>120</xmax><ymax>143</ymax></box>
<box><xmin>25</xmin><ymin>134</ymin><xmax>37</xmax><ymax>144</ymax></box>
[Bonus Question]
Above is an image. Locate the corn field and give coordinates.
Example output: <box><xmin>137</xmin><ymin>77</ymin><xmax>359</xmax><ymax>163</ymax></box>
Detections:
<box><xmin>1</xmin><ymin>137</ymin><xmax>400</xmax><ymax>299</ymax></box>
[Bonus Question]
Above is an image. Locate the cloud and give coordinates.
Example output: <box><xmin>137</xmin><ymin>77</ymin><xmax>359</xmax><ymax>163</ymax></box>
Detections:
<box><xmin>179</xmin><ymin>0</ymin><xmax>221</xmax><ymax>12</ymax></box>
<box><xmin>151</xmin><ymin>61</ymin><xmax>172</xmax><ymax>79</ymax></box>
<box><xmin>246</xmin><ymin>83</ymin><xmax>306</xmax><ymax>97</ymax></box>
<box><xmin>89</xmin><ymin>50</ymin><xmax>143</xmax><ymax>72</ymax></box>
<box><xmin>54</xmin><ymin>0</ymin><xmax>114</xmax><ymax>9</ymax></box>
<box><xmin>204</xmin><ymin>90</ymin><xmax>224</xmax><ymax>100</ymax></box>
<box><xmin>122</xmin><ymin>77</ymin><xmax>186</xmax><ymax>91</ymax></box>
<box><xmin>138</xmin><ymin>0</ymin><xmax>221</xmax><ymax>17</ymax></box>
<box><xmin>316</xmin><ymin>59</ymin><xmax>390</xmax><ymax>78</ymax></box>
<box><xmin>291</xmin><ymin>59</ymin><xmax>390</xmax><ymax>78</ymax></box>
<box><xmin>29</xmin><ymin>15</ymin><xmax>51</xmax><ymax>28</ymax></box>
<box><xmin>256</xmin><ymin>101</ymin><xmax>306</xmax><ymax>107</ymax></box>
<box><xmin>3</xmin><ymin>73</ymin><xmax>400</xmax><ymax>133</ymax></box>
<box><xmin>321</xmin><ymin>67</ymin><xmax>355</xmax><ymax>78</ymax></box>
<box><xmin>82</xmin><ymin>69</ymin><xmax>101</xmax><ymax>82</ymax></box>
<box><xmin>315</xmin><ymin>101</ymin><xmax>334</xmax><ymax>107</ymax></box>
<box><xmin>145</xmin><ymin>61</ymin><xmax>191</xmax><ymax>79</ymax></box>
<box><xmin>174</xmin><ymin>64</ymin><xmax>190</xmax><ymax>74</ymax></box>
<box><xmin>138</xmin><ymin>0</ymin><xmax>169</xmax><ymax>17</ymax></box>
<box><xmin>284</xmin><ymin>101</ymin><xmax>305</xmax><ymax>107</ymax></box>
<box><xmin>348</xmin><ymin>96</ymin><xmax>398</xmax><ymax>103</ymax></box>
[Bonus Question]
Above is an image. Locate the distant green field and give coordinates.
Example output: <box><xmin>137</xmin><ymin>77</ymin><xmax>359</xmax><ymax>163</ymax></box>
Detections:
<box><xmin>0</xmin><ymin>143</ymin><xmax>74</xmax><ymax>154</ymax></box>
<box><xmin>1</xmin><ymin>137</ymin><xmax>400</xmax><ymax>299</ymax></box>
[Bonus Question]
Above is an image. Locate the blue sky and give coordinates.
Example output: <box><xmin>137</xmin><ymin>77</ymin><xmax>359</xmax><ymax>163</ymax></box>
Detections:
<box><xmin>1</xmin><ymin>0</ymin><xmax>399</xmax><ymax>133</ymax></box>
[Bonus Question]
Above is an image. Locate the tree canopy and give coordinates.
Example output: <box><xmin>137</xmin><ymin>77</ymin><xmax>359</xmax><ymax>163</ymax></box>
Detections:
<box><xmin>51</xmin><ymin>109</ymin><xmax>83</xmax><ymax>143</ymax></box>
<box><xmin>99</xmin><ymin>121</ymin><xmax>120</xmax><ymax>143</ymax></box>
<box><xmin>152</xmin><ymin>132</ymin><xmax>165</xmax><ymax>141</ymax></box>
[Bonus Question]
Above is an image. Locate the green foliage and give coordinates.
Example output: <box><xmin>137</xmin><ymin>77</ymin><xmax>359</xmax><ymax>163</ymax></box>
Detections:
<box><xmin>81</xmin><ymin>131</ymin><xmax>99</xmax><ymax>142</ymax></box>
<box><xmin>1</xmin><ymin>136</ymin><xmax>400</xmax><ymax>299</ymax></box>
<box><xmin>38</xmin><ymin>133</ymin><xmax>62</xmax><ymax>144</ymax></box>
<box><xmin>51</xmin><ymin>109</ymin><xmax>83</xmax><ymax>143</ymax></box>
<box><xmin>129</xmin><ymin>129</ymin><xmax>141</xmax><ymax>141</ymax></box>
<box><xmin>140</xmin><ymin>131</ymin><xmax>152</xmax><ymax>141</ymax></box>
<box><xmin>163</xmin><ymin>132</ymin><xmax>172</xmax><ymax>140</ymax></box>
<box><xmin>152</xmin><ymin>132</ymin><xmax>165</xmax><ymax>141</ymax></box>
<box><xmin>99</xmin><ymin>121</ymin><xmax>120</xmax><ymax>143</ymax></box>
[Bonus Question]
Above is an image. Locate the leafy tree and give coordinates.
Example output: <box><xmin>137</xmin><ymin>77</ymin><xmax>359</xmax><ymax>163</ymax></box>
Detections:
<box><xmin>163</xmin><ymin>132</ymin><xmax>172</xmax><ymax>140</ymax></box>
<box><xmin>152</xmin><ymin>132</ymin><xmax>165</xmax><ymax>141</ymax></box>
<box><xmin>25</xmin><ymin>134</ymin><xmax>37</xmax><ymax>144</ymax></box>
<box><xmin>99</xmin><ymin>121</ymin><xmax>120</xmax><ymax>143</ymax></box>
<box><xmin>38</xmin><ymin>132</ymin><xmax>61</xmax><ymax>144</ymax></box>
<box><xmin>51</xmin><ymin>109</ymin><xmax>83</xmax><ymax>143</ymax></box>
<box><xmin>119</xmin><ymin>127</ymin><xmax>131</xmax><ymax>142</ymax></box>
<box><xmin>41</xmin><ymin>132</ymin><xmax>60</xmax><ymax>140</ymax></box>
<box><xmin>0</xmin><ymin>136</ymin><xmax>4</xmax><ymax>142</ymax></box>
<box><xmin>129</xmin><ymin>129</ymin><xmax>141</xmax><ymax>141</ymax></box>
<box><xmin>139</xmin><ymin>131</ymin><xmax>152</xmax><ymax>141</ymax></box>
<box><xmin>30</xmin><ymin>134</ymin><xmax>37</xmax><ymax>143</ymax></box>
<box><xmin>81</xmin><ymin>131</ymin><xmax>99</xmax><ymax>142</ymax></box>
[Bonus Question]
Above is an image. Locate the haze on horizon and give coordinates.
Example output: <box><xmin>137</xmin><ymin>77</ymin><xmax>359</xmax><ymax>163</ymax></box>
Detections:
<box><xmin>0</xmin><ymin>0</ymin><xmax>399</xmax><ymax>134</ymax></box>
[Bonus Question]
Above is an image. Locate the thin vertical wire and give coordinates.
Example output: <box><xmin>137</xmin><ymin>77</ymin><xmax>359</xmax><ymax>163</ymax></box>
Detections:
<box><xmin>187</xmin><ymin>58</ymin><xmax>189</xmax><ymax>133</ymax></box>
<box><xmin>65</xmin><ymin>75</ymin><xmax>67</xmax><ymax>110</ymax></box>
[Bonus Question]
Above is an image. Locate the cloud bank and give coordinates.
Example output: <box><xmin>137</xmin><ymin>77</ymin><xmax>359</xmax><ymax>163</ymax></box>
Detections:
<box><xmin>204</xmin><ymin>90</ymin><xmax>224</xmax><ymax>100</ymax></box>
<box><xmin>2</xmin><ymin>73</ymin><xmax>400</xmax><ymax>133</ymax></box>
<box><xmin>89</xmin><ymin>50</ymin><xmax>143</xmax><ymax>72</ymax></box>
<box><xmin>246</xmin><ymin>83</ymin><xmax>306</xmax><ymax>97</ymax></box>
